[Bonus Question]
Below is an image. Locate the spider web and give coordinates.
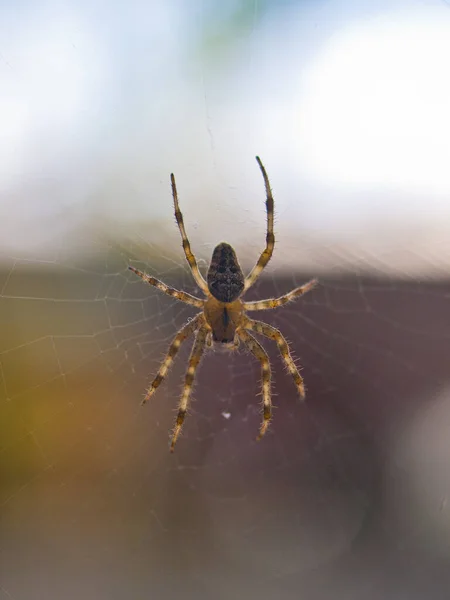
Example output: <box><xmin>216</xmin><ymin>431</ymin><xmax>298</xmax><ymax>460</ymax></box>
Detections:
<box><xmin>1</xmin><ymin>225</ymin><xmax>450</xmax><ymax>600</ymax></box>
<box><xmin>2</xmin><ymin>1</ymin><xmax>450</xmax><ymax>599</ymax></box>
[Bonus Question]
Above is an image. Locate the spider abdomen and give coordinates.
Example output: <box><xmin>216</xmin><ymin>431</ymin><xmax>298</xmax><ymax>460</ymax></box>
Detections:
<box><xmin>207</xmin><ymin>242</ymin><xmax>244</xmax><ymax>303</ymax></box>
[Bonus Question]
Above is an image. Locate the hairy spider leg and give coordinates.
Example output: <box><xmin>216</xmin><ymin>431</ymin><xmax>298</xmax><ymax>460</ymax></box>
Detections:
<box><xmin>142</xmin><ymin>314</ymin><xmax>204</xmax><ymax>405</ymax></box>
<box><xmin>244</xmin><ymin>279</ymin><xmax>318</xmax><ymax>311</ymax></box>
<box><xmin>171</xmin><ymin>173</ymin><xmax>209</xmax><ymax>294</ymax></box>
<box><xmin>244</xmin><ymin>156</ymin><xmax>275</xmax><ymax>291</ymax></box>
<box><xmin>171</xmin><ymin>326</ymin><xmax>208</xmax><ymax>451</ymax></box>
<box><xmin>129</xmin><ymin>267</ymin><xmax>203</xmax><ymax>308</ymax></box>
<box><xmin>246</xmin><ymin>318</ymin><xmax>305</xmax><ymax>399</ymax></box>
<box><xmin>239</xmin><ymin>329</ymin><xmax>272</xmax><ymax>440</ymax></box>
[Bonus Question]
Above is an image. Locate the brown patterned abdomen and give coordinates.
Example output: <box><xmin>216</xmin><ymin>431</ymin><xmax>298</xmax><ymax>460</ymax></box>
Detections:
<box><xmin>207</xmin><ymin>243</ymin><xmax>244</xmax><ymax>303</ymax></box>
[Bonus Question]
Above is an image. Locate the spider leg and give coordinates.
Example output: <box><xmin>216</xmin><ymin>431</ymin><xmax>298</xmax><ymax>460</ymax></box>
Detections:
<box><xmin>244</xmin><ymin>157</ymin><xmax>275</xmax><ymax>292</ymax></box>
<box><xmin>170</xmin><ymin>325</ymin><xmax>208</xmax><ymax>452</ymax></box>
<box><xmin>245</xmin><ymin>318</ymin><xmax>305</xmax><ymax>400</ymax></box>
<box><xmin>142</xmin><ymin>314</ymin><xmax>203</xmax><ymax>405</ymax></box>
<box><xmin>171</xmin><ymin>173</ymin><xmax>209</xmax><ymax>294</ymax></box>
<box><xmin>244</xmin><ymin>279</ymin><xmax>318</xmax><ymax>311</ymax></box>
<box><xmin>129</xmin><ymin>266</ymin><xmax>204</xmax><ymax>308</ymax></box>
<box><xmin>238</xmin><ymin>329</ymin><xmax>272</xmax><ymax>441</ymax></box>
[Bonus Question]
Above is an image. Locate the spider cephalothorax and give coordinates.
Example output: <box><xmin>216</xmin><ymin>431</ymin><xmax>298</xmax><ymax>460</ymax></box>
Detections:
<box><xmin>129</xmin><ymin>156</ymin><xmax>317</xmax><ymax>451</ymax></box>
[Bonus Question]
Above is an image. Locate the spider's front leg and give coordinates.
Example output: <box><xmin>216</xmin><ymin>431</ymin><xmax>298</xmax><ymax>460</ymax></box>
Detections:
<box><xmin>245</xmin><ymin>318</ymin><xmax>305</xmax><ymax>400</ymax></box>
<box><xmin>171</xmin><ymin>325</ymin><xmax>209</xmax><ymax>451</ymax></box>
<box><xmin>143</xmin><ymin>313</ymin><xmax>203</xmax><ymax>405</ymax></box>
<box><xmin>239</xmin><ymin>328</ymin><xmax>272</xmax><ymax>440</ymax></box>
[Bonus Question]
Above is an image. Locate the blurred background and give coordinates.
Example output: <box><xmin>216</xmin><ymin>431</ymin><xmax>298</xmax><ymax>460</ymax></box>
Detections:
<box><xmin>1</xmin><ymin>0</ymin><xmax>450</xmax><ymax>598</ymax></box>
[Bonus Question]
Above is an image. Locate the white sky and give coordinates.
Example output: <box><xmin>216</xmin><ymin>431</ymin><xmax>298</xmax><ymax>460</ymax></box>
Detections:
<box><xmin>0</xmin><ymin>0</ymin><xmax>449</xmax><ymax>274</ymax></box>
<box><xmin>298</xmin><ymin>10</ymin><xmax>450</xmax><ymax>195</ymax></box>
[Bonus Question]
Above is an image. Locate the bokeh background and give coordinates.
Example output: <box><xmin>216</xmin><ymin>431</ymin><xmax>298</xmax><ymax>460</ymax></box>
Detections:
<box><xmin>1</xmin><ymin>1</ymin><xmax>450</xmax><ymax>598</ymax></box>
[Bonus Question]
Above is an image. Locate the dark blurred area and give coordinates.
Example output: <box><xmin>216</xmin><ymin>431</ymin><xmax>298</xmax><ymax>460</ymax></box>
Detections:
<box><xmin>1</xmin><ymin>260</ymin><xmax>450</xmax><ymax>600</ymax></box>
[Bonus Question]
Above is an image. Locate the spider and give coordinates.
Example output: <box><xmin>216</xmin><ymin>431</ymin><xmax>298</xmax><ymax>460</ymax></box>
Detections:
<box><xmin>129</xmin><ymin>156</ymin><xmax>317</xmax><ymax>451</ymax></box>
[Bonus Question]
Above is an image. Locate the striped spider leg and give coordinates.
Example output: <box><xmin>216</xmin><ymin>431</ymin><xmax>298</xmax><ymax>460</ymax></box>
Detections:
<box><xmin>170</xmin><ymin>324</ymin><xmax>209</xmax><ymax>451</ymax></box>
<box><xmin>245</xmin><ymin>318</ymin><xmax>306</xmax><ymax>401</ymax></box>
<box><xmin>238</xmin><ymin>328</ymin><xmax>272</xmax><ymax>440</ymax></box>
<box><xmin>243</xmin><ymin>156</ymin><xmax>275</xmax><ymax>292</ymax></box>
<box><xmin>243</xmin><ymin>279</ymin><xmax>318</xmax><ymax>311</ymax></box>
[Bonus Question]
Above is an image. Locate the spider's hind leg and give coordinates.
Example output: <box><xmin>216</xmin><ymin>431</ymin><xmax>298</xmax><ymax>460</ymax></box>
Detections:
<box><xmin>244</xmin><ymin>157</ymin><xmax>275</xmax><ymax>292</ymax></box>
<box><xmin>171</xmin><ymin>173</ymin><xmax>209</xmax><ymax>294</ymax></box>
